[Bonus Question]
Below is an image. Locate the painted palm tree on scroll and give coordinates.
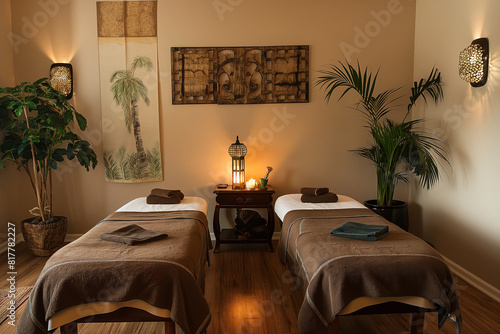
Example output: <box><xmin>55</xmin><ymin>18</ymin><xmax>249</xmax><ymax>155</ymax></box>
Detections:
<box><xmin>110</xmin><ymin>56</ymin><xmax>153</xmax><ymax>165</ymax></box>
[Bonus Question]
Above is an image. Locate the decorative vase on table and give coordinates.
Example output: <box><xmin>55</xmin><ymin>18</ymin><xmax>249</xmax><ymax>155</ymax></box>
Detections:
<box><xmin>260</xmin><ymin>166</ymin><xmax>272</xmax><ymax>189</ymax></box>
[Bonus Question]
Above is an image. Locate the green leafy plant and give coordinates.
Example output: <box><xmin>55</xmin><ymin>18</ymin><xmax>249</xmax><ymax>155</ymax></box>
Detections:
<box><xmin>0</xmin><ymin>78</ymin><xmax>97</xmax><ymax>223</ymax></box>
<box><xmin>317</xmin><ymin>60</ymin><xmax>449</xmax><ymax>206</ymax></box>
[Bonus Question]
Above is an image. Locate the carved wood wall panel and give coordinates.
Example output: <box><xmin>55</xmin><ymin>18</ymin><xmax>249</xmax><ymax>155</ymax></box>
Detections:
<box><xmin>171</xmin><ymin>45</ymin><xmax>309</xmax><ymax>104</ymax></box>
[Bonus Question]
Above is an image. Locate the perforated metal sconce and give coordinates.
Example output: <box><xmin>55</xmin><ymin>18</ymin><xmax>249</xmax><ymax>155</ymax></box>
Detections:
<box><xmin>228</xmin><ymin>136</ymin><xmax>247</xmax><ymax>189</ymax></box>
<box><xmin>50</xmin><ymin>63</ymin><xmax>73</xmax><ymax>99</ymax></box>
<box><xmin>459</xmin><ymin>38</ymin><xmax>489</xmax><ymax>87</ymax></box>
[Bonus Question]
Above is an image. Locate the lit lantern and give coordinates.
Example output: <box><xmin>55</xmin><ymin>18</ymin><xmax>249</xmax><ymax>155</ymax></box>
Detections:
<box><xmin>228</xmin><ymin>136</ymin><xmax>247</xmax><ymax>189</ymax></box>
<box><xmin>50</xmin><ymin>63</ymin><xmax>73</xmax><ymax>99</ymax></box>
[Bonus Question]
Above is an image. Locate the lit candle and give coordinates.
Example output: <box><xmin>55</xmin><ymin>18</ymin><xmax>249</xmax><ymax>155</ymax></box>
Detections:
<box><xmin>246</xmin><ymin>178</ymin><xmax>255</xmax><ymax>190</ymax></box>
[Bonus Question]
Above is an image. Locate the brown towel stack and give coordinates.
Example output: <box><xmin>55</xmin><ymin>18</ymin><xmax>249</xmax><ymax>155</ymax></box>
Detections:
<box><xmin>235</xmin><ymin>210</ymin><xmax>268</xmax><ymax>240</ymax></box>
<box><xmin>100</xmin><ymin>224</ymin><xmax>168</xmax><ymax>245</ymax></box>
<box><xmin>300</xmin><ymin>187</ymin><xmax>329</xmax><ymax>196</ymax></box>
<box><xmin>146</xmin><ymin>188</ymin><xmax>184</xmax><ymax>204</ymax></box>
<box><xmin>300</xmin><ymin>187</ymin><xmax>338</xmax><ymax>203</ymax></box>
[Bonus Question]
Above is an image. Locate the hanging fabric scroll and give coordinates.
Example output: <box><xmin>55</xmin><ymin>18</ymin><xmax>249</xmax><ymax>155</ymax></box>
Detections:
<box><xmin>97</xmin><ymin>0</ymin><xmax>162</xmax><ymax>182</ymax></box>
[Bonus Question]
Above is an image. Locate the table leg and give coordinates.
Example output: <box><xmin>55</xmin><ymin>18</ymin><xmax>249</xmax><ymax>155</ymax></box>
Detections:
<box><xmin>165</xmin><ymin>319</ymin><xmax>175</xmax><ymax>334</ymax></box>
<box><xmin>60</xmin><ymin>323</ymin><xmax>77</xmax><ymax>333</ymax></box>
<box><xmin>329</xmin><ymin>317</ymin><xmax>340</xmax><ymax>334</ymax></box>
<box><xmin>267</xmin><ymin>204</ymin><xmax>274</xmax><ymax>252</ymax></box>
<box><xmin>410</xmin><ymin>312</ymin><xmax>425</xmax><ymax>334</ymax></box>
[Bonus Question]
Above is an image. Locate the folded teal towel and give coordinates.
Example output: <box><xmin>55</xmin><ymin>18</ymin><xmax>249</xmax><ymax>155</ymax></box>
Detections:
<box><xmin>330</xmin><ymin>221</ymin><xmax>389</xmax><ymax>241</ymax></box>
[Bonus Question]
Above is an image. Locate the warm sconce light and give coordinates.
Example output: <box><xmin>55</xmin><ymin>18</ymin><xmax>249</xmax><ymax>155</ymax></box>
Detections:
<box><xmin>228</xmin><ymin>136</ymin><xmax>247</xmax><ymax>189</ymax></box>
<box><xmin>50</xmin><ymin>63</ymin><xmax>73</xmax><ymax>99</ymax></box>
<box><xmin>459</xmin><ymin>38</ymin><xmax>489</xmax><ymax>87</ymax></box>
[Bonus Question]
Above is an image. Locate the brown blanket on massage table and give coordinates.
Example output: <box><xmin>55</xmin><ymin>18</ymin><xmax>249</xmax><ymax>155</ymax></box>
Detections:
<box><xmin>277</xmin><ymin>208</ymin><xmax>462</xmax><ymax>334</ymax></box>
<box><xmin>17</xmin><ymin>210</ymin><xmax>211</xmax><ymax>334</ymax></box>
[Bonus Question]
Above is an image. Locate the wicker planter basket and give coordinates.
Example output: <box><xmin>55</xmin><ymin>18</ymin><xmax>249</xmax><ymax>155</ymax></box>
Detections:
<box><xmin>21</xmin><ymin>216</ymin><xmax>67</xmax><ymax>256</ymax></box>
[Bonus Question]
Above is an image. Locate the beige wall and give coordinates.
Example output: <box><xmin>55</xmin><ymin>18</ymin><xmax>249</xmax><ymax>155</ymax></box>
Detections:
<box><xmin>412</xmin><ymin>0</ymin><xmax>500</xmax><ymax>289</ymax></box>
<box><xmin>0</xmin><ymin>0</ymin><xmax>14</xmax><ymax>86</ymax></box>
<box><xmin>0</xmin><ymin>0</ymin><xmax>23</xmax><ymax>237</ymax></box>
<box><xmin>2</xmin><ymin>0</ymin><xmax>416</xmax><ymax>241</ymax></box>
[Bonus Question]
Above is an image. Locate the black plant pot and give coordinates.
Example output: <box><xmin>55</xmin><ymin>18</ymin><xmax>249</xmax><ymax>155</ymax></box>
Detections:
<box><xmin>364</xmin><ymin>200</ymin><xmax>409</xmax><ymax>231</ymax></box>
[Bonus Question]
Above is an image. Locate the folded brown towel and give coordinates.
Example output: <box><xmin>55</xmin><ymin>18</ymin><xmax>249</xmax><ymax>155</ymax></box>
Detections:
<box><xmin>100</xmin><ymin>224</ymin><xmax>168</xmax><ymax>245</ymax></box>
<box><xmin>151</xmin><ymin>188</ymin><xmax>185</xmax><ymax>200</ymax></box>
<box><xmin>147</xmin><ymin>194</ymin><xmax>181</xmax><ymax>204</ymax></box>
<box><xmin>237</xmin><ymin>210</ymin><xmax>261</xmax><ymax>225</ymax></box>
<box><xmin>300</xmin><ymin>187</ymin><xmax>329</xmax><ymax>196</ymax></box>
<box><xmin>301</xmin><ymin>192</ymin><xmax>338</xmax><ymax>203</ymax></box>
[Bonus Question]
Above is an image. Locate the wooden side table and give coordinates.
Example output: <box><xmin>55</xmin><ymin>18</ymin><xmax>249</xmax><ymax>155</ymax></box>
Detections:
<box><xmin>213</xmin><ymin>185</ymin><xmax>275</xmax><ymax>252</ymax></box>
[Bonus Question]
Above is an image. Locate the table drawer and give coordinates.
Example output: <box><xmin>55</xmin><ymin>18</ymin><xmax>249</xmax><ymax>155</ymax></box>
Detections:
<box><xmin>216</xmin><ymin>193</ymin><xmax>271</xmax><ymax>206</ymax></box>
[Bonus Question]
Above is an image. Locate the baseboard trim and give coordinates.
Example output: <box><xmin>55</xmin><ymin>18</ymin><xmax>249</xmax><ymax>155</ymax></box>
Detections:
<box><xmin>442</xmin><ymin>255</ymin><xmax>500</xmax><ymax>303</ymax></box>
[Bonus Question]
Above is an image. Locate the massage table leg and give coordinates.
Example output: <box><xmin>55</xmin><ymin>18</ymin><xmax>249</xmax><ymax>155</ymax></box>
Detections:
<box><xmin>60</xmin><ymin>322</ymin><xmax>77</xmax><ymax>333</ymax></box>
<box><xmin>328</xmin><ymin>317</ymin><xmax>340</xmax><ymax>334</ymax></box>
<box><xmin>165</xmin><ymin>319</ymin><xmax>175</xmax><ymax>334</ymax></box>
<box><xmin>410</xmin><ymin>312</ymin><xmax>425</xmax><ymax>334</ymax></box>
<box><xmin>59</xmin><ymin>319</ymin><xmax>176</xmax><ymax>334</ymax></box>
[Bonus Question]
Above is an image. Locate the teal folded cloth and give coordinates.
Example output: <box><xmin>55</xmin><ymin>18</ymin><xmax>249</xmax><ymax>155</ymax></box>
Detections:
<box><xmin>330</xmin><ymin>221</ymin><xmax>389</xmax><ymax>241</ymax></box>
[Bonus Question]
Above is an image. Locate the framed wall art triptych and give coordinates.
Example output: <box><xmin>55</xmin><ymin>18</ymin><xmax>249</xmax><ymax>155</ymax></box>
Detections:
<box><xmin>171</xmin><ymin>45</ymin><xmax>309</xmax><ymax>105</ymax></box>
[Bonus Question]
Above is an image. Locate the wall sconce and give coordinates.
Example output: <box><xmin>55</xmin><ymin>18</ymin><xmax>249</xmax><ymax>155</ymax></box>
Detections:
<box><xmin>228</xmin><ymin>136</ymin><xmax>247</xmax><ymax>189</ymax></box>
<box><xmin>50</xmin><ymin>63</ymin><xmax>73</xmax><ymax>99</ymax></box>
<box><xmin>459</xmin><ymin>38</ymin><xmax>489</xmax><ymax>87</ymax></box>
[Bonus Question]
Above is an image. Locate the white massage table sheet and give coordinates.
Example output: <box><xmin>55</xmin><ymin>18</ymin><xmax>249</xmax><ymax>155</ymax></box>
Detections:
<box><xmin>117</xmin><ymin>196</ymin><xmax>208</xmax><ymax>215</ymax></box>
<box><xmin>274</xmin><ymin>194</ymin><xmax>366</xmax><ymax>222</ymax></box>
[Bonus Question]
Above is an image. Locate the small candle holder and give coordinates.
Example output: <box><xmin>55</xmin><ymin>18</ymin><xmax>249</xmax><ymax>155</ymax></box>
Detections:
<box><xmin>246</xmin><ymin>178</ymin><xmax>256</xmax><ymax>190</ymax></box>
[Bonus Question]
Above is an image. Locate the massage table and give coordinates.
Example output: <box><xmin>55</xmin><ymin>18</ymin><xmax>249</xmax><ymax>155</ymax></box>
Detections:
<box><xmin>17</xmin><ymin>197</ymin><xmax>211</xmax><ymax>334</ymax></box>
<box><xmin>276</xmin><ymin>194</ymin><xmax>462</xmax><ymax>334</ymax></box>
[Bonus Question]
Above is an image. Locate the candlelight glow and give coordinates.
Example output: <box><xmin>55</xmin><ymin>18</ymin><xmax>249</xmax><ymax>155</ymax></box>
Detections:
<box><xmin>246</xmin><ymin>178</ymin><xmax>256</xmax><ymax>190</ymax></box>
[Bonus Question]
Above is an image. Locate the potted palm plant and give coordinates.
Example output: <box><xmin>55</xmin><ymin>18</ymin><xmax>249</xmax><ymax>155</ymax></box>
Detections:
<box><xmin>317</xmin><ymin>60</ymin><xmax>449</xmax><ymax>230</ymax></box>
<box><xmin>0</xmin><ymin>78</ymin><xmax>98</xmax><ymax>255</ymax></box>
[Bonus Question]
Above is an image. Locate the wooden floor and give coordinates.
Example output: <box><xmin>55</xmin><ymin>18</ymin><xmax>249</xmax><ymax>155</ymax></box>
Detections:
<box><xmin>1</xmin><ymin>242</ymin><xmax>499</xmax><ymax>334</ymax></box>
